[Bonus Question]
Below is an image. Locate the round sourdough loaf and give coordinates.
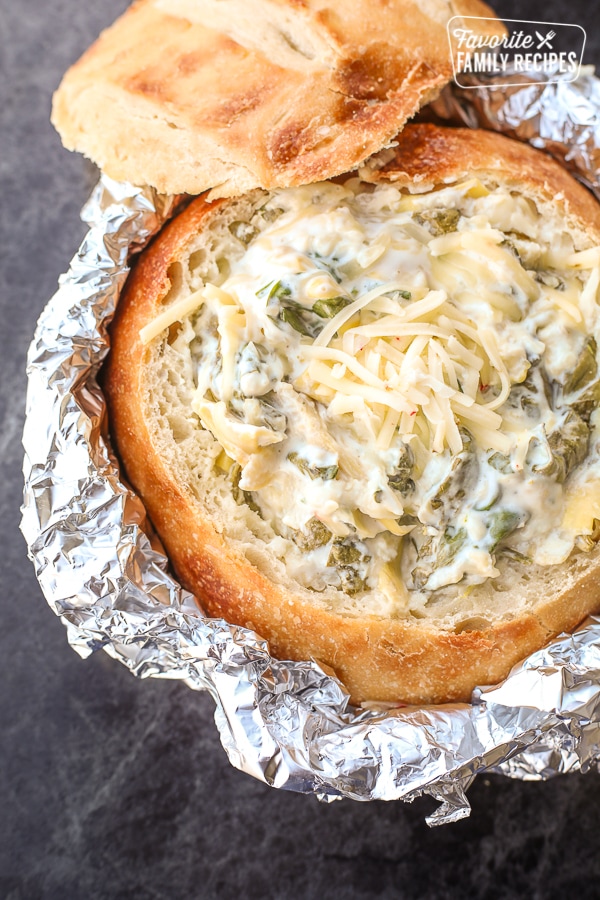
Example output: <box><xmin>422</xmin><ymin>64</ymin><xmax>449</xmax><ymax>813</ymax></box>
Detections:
<box><xmin>105</xmin><ymin>125</ymin><xmax>600</xmax><ymax>704</ymax></box>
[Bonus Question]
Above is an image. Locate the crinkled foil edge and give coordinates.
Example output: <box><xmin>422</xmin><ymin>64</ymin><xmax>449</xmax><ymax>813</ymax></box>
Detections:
<box><xmin>21</xmin><ymin>70</ymin><xmax>600</xmax><ymax>825</ymax></box>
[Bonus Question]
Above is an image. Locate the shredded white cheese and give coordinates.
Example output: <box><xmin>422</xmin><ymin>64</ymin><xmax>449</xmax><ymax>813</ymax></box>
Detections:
<box><xmin>139</xmin><ymin>289</ymin><xmax>205</xmax><ymax>345</ymax></box>
<box><xmin>138</xmin><ymin>177</ymin><xmax>600</xmax><ymax>596</ymax></box>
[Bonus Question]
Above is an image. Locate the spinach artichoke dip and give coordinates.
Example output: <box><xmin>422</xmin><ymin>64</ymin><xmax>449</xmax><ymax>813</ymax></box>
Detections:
<box><xmin>139</xmin><ymin>172</ymin><xmax>600</xmax><ymax>616</ymax></box>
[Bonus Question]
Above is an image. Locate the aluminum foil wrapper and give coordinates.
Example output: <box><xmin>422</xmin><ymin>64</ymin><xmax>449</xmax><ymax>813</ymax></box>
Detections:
<box><xmin>21</xmin><ymin>68</ymin><xmax>600</xmax><ymax>825</ymax></box>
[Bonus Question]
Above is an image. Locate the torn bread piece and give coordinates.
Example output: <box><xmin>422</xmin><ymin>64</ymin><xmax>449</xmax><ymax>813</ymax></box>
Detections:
<box><xmin>105</xmin><ymin>125</ymin><xmax>600</xmax><ymax>705</ymax></box>
<box><xmin>52</xmin><ymin>0</ymin><xmax>503</xmax><ymax>197</ymax></box>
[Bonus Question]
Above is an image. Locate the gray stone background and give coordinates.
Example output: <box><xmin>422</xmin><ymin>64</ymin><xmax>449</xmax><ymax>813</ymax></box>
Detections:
<box><xmin>2</xmin><ymin>2</ymin><xmax>600</xmax><ymax>898</ymax></box>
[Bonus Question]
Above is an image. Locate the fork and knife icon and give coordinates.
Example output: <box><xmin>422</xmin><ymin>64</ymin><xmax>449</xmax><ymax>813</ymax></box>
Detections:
<box><xmin>535</xmin><ymin>29</ymin><xmax>556</xmax><ymax>49</ymax></box>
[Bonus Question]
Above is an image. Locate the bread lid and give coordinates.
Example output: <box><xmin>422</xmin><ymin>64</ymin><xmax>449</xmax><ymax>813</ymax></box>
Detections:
<box><xmin>51</xmin><ymin>0</ymin><xmax>504</xmax><ymax>197</ymax></box>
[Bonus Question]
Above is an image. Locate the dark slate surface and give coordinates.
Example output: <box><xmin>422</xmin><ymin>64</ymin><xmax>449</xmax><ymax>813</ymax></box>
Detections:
<box><xmin>2</xmin><ymin>2</ymin><xmax>600</xmax><ymax>898</ymax></box>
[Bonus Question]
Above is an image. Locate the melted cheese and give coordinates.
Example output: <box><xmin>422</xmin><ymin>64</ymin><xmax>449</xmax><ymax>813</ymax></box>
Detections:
<box><xmin>141</xmin><ymin>177</ymin><xmax>600</xmax><ymax>599</ymax></box>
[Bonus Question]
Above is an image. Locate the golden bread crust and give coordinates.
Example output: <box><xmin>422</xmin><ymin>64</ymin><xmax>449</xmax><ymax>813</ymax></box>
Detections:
<box><xmin>105</xmin><ymin>126</ymin><xmax>600</xmax><ymax>705</ymax></box>
<box><xmin>52</xmin><ymin>0</ymin><xmax>503</xmax><ymax>196</ymax></box>
<box><xmin>362</xmin><ymin>123</ymin><xmax>600</xmax><ymax>241</ymax></box>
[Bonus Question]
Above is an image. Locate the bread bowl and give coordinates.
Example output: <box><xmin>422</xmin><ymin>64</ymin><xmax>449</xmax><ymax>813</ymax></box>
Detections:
<box><xmin>105</xmin><ymin>124</ymin><xmax>600</xmax><ymax>705</ymax></box>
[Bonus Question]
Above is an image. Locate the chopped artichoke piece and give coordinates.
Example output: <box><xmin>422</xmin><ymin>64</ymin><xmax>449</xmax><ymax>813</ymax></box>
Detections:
<box><xmin>328</xmin><ymin>539</ymin><xmax>363</xmax><ymax>566</ymax></box>
<box><xmin>230</xmin><ymin>463</ymin><xmax>262</xmax><ymax>515</ymax></box>
<box><xmin>237</xmin><ymin>343</ymin><xmax>282</xmax><ymax>398</ymax></box>
<box><xmin>505</xmin><ymin>365</ymin><xmax>546</xmax><ymax>420</ymax></box>
<box><xmin>327</xmin><ymin>538</ymin><xmax>371</xmax><ymax>595</ymax></box>
<box><xmin>437</xmin><ymin>526</ymin><xmax>469</xmax><ymax>568</ymax></box>
<box><xmin>397</xmin><ymin>513</ymin><xmax>419</xmax><ymax>527</ymax></box>
<box><xmin>501</xmin><ymin>237</ymin><xmax>523</xmax><ymax>264</ymax></box>
<box><xmin>502</xmin><ymin>232</ymin><xmax>541</xmax><ymax>270</ymax></box>
<box><xmin>576</xmin><ymin>518</ymin><xmax>600</xmax><ymax>551</ymax></box>
<box><xmin>412</xmin><ymin>526</ymin><xmax>468</xmax><ymax>589</ymax></box>
<box><xmin>533</xmin><ymin>411</ymin><xmax>590</xmax><ymax>483</ymax></box>
<box><xmin>293</xmin><ymin>517</ymin><xmax>332</xmax><ymax>551</ymax></box>
<box><xmin>535</xmin><ymin>270</ymin><xmax>565</xmax><ymax>290</ymax></box>
<box><xmin>488</xmin><ymin>452</ymin><xmax>513</xmax><ymax>474</ymax></box>
<box><xmin>563</xmin><ymin>336</ymin><xmax>598</xmax><ymax>396</ymax></box>
<box><xmin>486</xmin><ymin>510</ymin><xmax>524</xmax><ymax>551</ymax></box>
<box><xmin>339</xmin><ymin>568</ymin><xmax>369</xmax><ymax>595</ymax></box>
<box><xmin>387</xmin><ymin>444</ymin><xmax>415</xmax><ymax>495</ymax></box>
<box><xmin>287</xmin><ymin>451</ymin><xmax>338</xmax><ymax>481</ymax></box>
<box><xmin>414</xmin><ymin>208</ymin><xmax>461</xmax><ymax>236</ymax></box>
<box><xmin>571</xmin><ymin>379</ymin><xmax>600</xmax><ymax>423</ymax></box>
<box><xmin>240</xmin><ymin>395</ymin><xmax>287</xmax><ymax>432</ymax></box>
<box><xmin>429</xmin><ymin>430</ymin><xmax>477</xmax><ymax>516</ymax></box>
